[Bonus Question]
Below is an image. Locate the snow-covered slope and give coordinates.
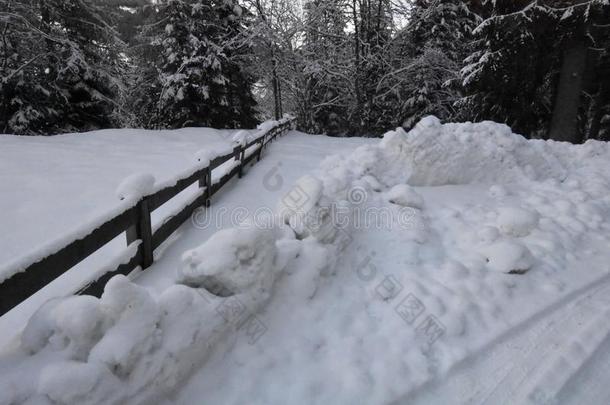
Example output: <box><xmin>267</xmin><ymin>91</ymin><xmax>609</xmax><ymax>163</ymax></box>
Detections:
<box><xmin>1</xmin><ymin>118</ymin><xmax>610</xmax><ymax>405</ymax></box>
<box><xmin>0</xmin><ymin>127</ymin><xmax>238</xmax><ymax>276</ymax></box>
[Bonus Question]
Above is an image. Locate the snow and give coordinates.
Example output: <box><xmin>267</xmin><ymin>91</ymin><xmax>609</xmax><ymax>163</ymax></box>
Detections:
<box><xmin>496</xmin><ymin>206</ymin><xmax>540</xmax><ymax>237</ymax></box>
<box><xmin>0</xmin><ymin>127</ymin><xmax>242</xmax><ymax>282</ymax></box>
<box><xmin>194</xmin><ymin>144</ymin><xmax>233</xmax><ymax>169</ymax></box>
<box><xmin>116</xmin><ymin>173</ymin><xmax>156</xmax><ymax>201</ymax></box>
<box><xmin>0</xmin><ymin>131</ymin><xmax>373</xmax><ymax>404</ymax></box>
<box><xmin>177</xmin><ymin>224</ymin><xmax>283</xmax><ymax>298</ymax></box>
<box><xmin>2</xmin><ymin>117</ymin><xmax>610</xmax><ymax>404</ymax></box>
<box><xmin>385</xmin><ymin>184</ymin><xmax>424</xmax><ymax>209</ymax></box>
<box><xmin>482</xmin><ymin>240</ymin><xmax>535</xmax><ymax>274</ymax></box>
<box><xmin>231</xmin><ymin>129</ymin><xmax>251</xmax><ymax>147</ymax></box>
<box><xmin>276</xmin><ymin>174</ymin><xmax>327</xmax><ymax>240</ymax></box>
<box><xmin>384</xmin><ymin>115</ymin><xmax>569</xmax><ymax>186</ymax></box>
<box><xmin>193</xmin><ymin>149</ymin><xmax>214</xmax><ymax>167</ymax></box>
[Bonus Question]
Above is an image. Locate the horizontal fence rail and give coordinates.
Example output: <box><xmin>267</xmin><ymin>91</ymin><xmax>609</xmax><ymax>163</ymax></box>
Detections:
<box><xmin>0</xmin><ymin>118</ymin><xmax>296</xmax><ymax>316</ymax></box>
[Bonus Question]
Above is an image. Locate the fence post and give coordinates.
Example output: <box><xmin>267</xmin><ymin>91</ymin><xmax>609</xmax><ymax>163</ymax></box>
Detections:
<box><xmin>199</xmin><ymin>167</ymin><xmax>212</xmax><ymax>207</ymax></box>
<box><xmin>126</xmin><ymin>198</ymin><xmax>154</xmax><ymax>269</ymax></box>
<box><xmin>257</xmin><ymin>138</ymin><xmax>264</xmax><ymax>161</ymax></box>
<box><xmin>234</xmin><ymin>144</ymin><xmax>244</xmax><ymax>178</ymax></box>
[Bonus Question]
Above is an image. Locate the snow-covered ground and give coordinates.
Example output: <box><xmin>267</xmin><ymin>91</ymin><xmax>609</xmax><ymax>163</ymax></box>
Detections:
<box><xmin>0</xmin><ymin>127</ymin><xmax>237</xmax><ymax>275</ymax></box>
<box><xmin>1</xmin><ymin>118</ymin><xmax>610</xmax><ymax>404</ymax></box>
<box><xmin>0</xmin><ymin>127</ymin><xmax>242</xmax><ymax>347</ymax></box>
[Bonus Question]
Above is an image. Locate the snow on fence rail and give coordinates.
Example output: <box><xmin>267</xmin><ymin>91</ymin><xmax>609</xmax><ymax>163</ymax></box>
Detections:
<box><xmin>0</xmin><ymin>118</ymin><xmax>296</xmax><ymax>316</ymax></box>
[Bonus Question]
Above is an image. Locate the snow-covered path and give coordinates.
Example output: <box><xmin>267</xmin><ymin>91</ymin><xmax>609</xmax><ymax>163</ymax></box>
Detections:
<box><xmin>403</xmin><ymin>272</ymin><xmax>610</xmax><ymax>405</ymax></box>
<box><xmin>134</xmin><ymin>132</ymin><xmax>376</xmax><ymax>292</ymax></box>
<box><xmin>137</xmin><ymin>123</ymin><xmax>610</xmax><ymax>404</ymax></box>
<box><xmin>159</xmin><ymin>121</ymin><xmax>610</xmax><ymax>404</ymax></box>
<box><xmin>166</xmin><ymin>179</ymin><xmax>610</xmax><ymax>405</ymax></box>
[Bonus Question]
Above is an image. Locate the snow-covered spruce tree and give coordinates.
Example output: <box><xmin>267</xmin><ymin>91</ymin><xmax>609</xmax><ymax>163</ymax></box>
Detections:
<box><xmin>0</xmin><ymin>0</ymin><xmax>125</xmax><ymax>134</ymax></box>
<box><xmin>375</xmin><ymin>0</ymin><xmax>480</xmax><ymax>131</ymax></box>
<box><xmin>459</xmin><ymin>0</ymin><xmax>609</xmax><ymax>141</ymax></box>
<box><xmin>585</xmin><ymin>8</ymin><xmax>610</xmax><ymax>142</ymax></box>
<box><xmin>143</xmin><ymin>0</ymin><xmax>258</xmax><ymax>129</ymax></box>
<box><xmin>546</xmin><ymin>0</ymin><xmax>610</xmax><ymax>143</ymax></box>
<box><xmin>457</xmin><ymin>0</ymin><xmax>560</xmax><ymax>138</ymax></box>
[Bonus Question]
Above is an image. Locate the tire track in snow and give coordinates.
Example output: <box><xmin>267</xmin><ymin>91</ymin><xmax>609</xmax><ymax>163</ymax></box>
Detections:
<box><xmin>395</xmin><ymin>271</ymin><xmax>610</xmax><ymax>405</ymax></box>
<box><xmin>521</xmin><ymin>307</ymin><xmax>610</xmax><ymax>404</ymax></box>
<box><xmin>556</xmin><ymin>326</ymin><xmax>610</xmax><ymax>405</ymax></box>
<box><xmin>477</xmin><ymin>279</ymin><xmax>610</xmax><ymax>405</ymax></box>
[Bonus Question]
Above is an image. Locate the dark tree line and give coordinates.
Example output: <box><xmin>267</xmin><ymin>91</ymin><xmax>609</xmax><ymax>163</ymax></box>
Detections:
<box><xmin>460</xmin><ymin>0</ymin><xmax>610</xmax><ymax>142</ymax></box>
<box><xmin>1</xmin><ymin>0</ymin><xmax>609</xmax><ymax>142</ymax></box>
<box><xmin>0</xmin><ymin>0</ymin><xmax>257</xmax><ymax>134</ymax></box>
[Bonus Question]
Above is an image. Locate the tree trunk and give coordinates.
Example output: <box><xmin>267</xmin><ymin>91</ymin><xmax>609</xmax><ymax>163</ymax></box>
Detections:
<box><xmin>277</xmin><ymin>72</ymin><xmax>283</xmax><ymax>118</ymax></box>
<box><xmin>271</xmin><ymin>51</ymin><xmax>282</xmax><ymax>120</ymax></box>
<box><xmin>549</xmin><ymin>38</ymin><xmax>588</xmax><ymax>143</ymax></box>
<box><xmin>587</xmin><ymin>86</ymin><xmax>605</xmax><ymax>140</ymax></box>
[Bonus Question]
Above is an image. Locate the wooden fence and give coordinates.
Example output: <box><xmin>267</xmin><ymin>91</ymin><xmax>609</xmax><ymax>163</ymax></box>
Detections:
<box><xmin>0</xmin><ymin>118</ymin><xmax>296</xmax><ymax>316</ymax></box>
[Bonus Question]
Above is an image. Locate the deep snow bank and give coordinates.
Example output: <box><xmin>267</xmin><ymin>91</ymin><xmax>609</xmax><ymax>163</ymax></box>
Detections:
<box><xmin>1</xmin><ymin>117</ymin><xmax>610</xmax><ymax>404</ymax></box>
<box><xmin>380</xmin><ymin>116</ymin><xmax>571</xmax><ymax>186</ymax></box>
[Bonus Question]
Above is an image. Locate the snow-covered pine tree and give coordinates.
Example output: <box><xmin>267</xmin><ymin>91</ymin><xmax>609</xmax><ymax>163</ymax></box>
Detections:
<box><xmin>459</xmin><ymin>0</ymin><xmax>609</xmax><ymax>141</ymax></box>
<box><xmin>585</xmin><ymin>6</ymin><xmax>610</xmax><ymax>142</ymax></box>
<box><xmin>144</xmin><ymin>0</ymin><xmax>258</xmax><ymax>129</ymax></box>
<box><xmin>546</xmin><ymin>0</ymin><xmax>610</xmax><ymax>142</ymax></box>
<box><xmin>458</xmin><ymin>0</ymin><xmax>560</xmax><ymax>138</ymax></box>
<box><xmin>375</xmin><ymin>0</ymin><xmax>480</xmax><ymax>131</ymax></box>
<box><xmin>594</xmin><ymin>27</ymin><xmax>610</xmax><ymax>141</ymax></box>
<box><xmin>0</xmin><ymin>0</ymin><xmax>125</xmax><ymax>134</ymax></box>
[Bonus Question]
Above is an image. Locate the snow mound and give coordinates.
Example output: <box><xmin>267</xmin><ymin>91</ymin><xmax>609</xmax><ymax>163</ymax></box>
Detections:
<box><xmin>232</xmin><ymin>130</ymin><xmax>251</xmax><ymax>147</ymax></box>
<box><xmin>380</xmin><ymin>116</ymin><xmax>569</xmax><ymax>186</ymax></box>
<box><xmin>277</xmin><ymin>175</ymin><xmax>323</xmax><ymax>221</ymax></box>
<box><xmin>177</xmin><ymin>225</ymin><xmax>280</xmax><ymax>299</ymax></box>
<box><xmin>312</xmin><ymin>116</ymin><xmax>580</xmax><ymax>193</ymax></box>
<box><xmin>2</xmin><ymin>275</ymin><xmax>272</xmax><ymax>404</ymax></box>
<box><xmin>116</xmin><ymin>173</ymin><xmax>155</xmax><ymax>201</ymax></box>
<box><xmin>257</xmin><ymin>120</ymin><xmax>279</xmax><ymax>133</ymax></box>
<box><xmin>38</xmin><ymin>360</ymin><xmax>120</xmax><ymax>404</ymax></box>
<box><xmin>194</xmin><ymin>149</ymin><xmax>215</xmax><ymax>167</ymax></box>
<box><xmin>477</xmin><ymin>226</ymin><xmax>500</xmax><ymax>244</ymax></box>
<box><xmin>483</xmin><ymin>240</ymin><xmax>535</xmax><ymax>274</ymax></box>
<box><xmin>385</xmin><ymin>184</ymin><xmax>424</xmax><ymax>209</ymax></box>
<box><xmin>497</xmin><ymin>206</ymin><xmax>540</xmax><ymax>237</ymax></box>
